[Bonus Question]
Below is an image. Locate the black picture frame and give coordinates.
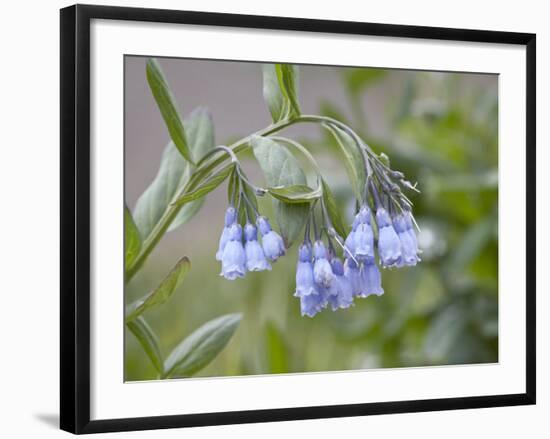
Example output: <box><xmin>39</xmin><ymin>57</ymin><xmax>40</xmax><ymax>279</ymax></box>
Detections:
<box><xmin>60</xmin><ymin>4</ymin><xmax>536</xmax><ymax>434</ymax></box>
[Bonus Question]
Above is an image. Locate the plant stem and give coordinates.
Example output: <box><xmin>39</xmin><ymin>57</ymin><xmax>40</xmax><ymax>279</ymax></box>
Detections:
<box><xmin>125</xmin><ymin>118</ymin><xmax>295</xmax><ymax>281</ymax></box>
<box><xmin>125</xmin><ymin>114</ymin><xmax>382</xmax><ymax>282</ymax></box>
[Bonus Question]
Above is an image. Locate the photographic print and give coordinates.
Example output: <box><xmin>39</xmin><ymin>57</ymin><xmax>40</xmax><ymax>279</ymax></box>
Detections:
<box><xmin>61</xmin><ymin>5</ymin><xmax>535</xmax><ymax>432</ymax></box>
<box><xmin>124</xmin><ymin>57</ymin><xmax>499</xmax><ymax>382</ymax></box>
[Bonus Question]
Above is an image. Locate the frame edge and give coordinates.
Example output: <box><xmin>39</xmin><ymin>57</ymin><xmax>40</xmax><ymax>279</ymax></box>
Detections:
<box><xmin>59</xmin><ymin>4</ymin><xmax>537</xmax><ymax>434</ymax></box>
<box><xmin>60</xmin><ymin>4</ymin><xmax>77</xmax><ymax>434</ymax></box>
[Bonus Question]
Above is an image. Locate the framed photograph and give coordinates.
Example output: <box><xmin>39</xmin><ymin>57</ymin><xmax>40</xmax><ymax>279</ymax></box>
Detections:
<box><xmin>60</xmin><ymin>4</ymin><xmax>536</xmax><ymax>434</ymax></box>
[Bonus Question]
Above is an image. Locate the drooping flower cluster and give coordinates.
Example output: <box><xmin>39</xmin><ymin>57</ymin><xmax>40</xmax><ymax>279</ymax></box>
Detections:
<box><xmin>216</xmin><ymin>205</ymin><xmax>286</xmax><ymax>280</ymax></box>
<box><xmin>211</xmin><ymin>128</ymin><xmax>420</xmax><ymax>318</ymax></box>
<box><xmin>293</xmin><ymin>202</ymin><xmax>420</xmax><ymax>317</ymax></box>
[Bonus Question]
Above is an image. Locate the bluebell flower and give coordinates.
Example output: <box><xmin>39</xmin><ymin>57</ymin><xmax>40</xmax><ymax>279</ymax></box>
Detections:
<box><xmin>376</xmin><ymin>207</ymin><xmax>402</xmax><ymax>267</ymax></box>
<box><xmin>344</xmin><ymin>257</ymin><xmax>362</xmax><ymax>297</ymax></box>
<box><xmin>403</xmin><ymin>211</ymin><xmax>420</xmax><ymax>258</ymax></box>
<box><xmin>220</xmin><ymin>223</ymin><xmax>246</xmax><ymax>280</ymax></box>
<box><xmin>327</xmin><ymin>258</ymin><xmax>354</xmax><ymax>311</ymax></box>
<box><xmin>244</xmin><ymin>223</ymin><xmax>271</xmax><ymax>272</ymax></box>
<box><xmin>216</xmin><ymin>227</ymin><xmax>231</xmax><ymax>261</ymax></box>
<box><xmin>361</xmin><ymin>262</ymin><xmax>384</xmax><ymax>296</ymax></box>
<box><xmin>298</xmin><ymin>290</ymin><xmax>327</xmax><ymax>318</ymax></box>
<box><xmin>257</xmin><ymin>216</ymin><xmax>286</xmax><ymax>261</ymax></box>
<box><xmin>344</xmin><ymin>229</ymin><xmax>356</xmax><ymax>257</ymax></box>
<box><xmin>294</xmin><ymin>243</ymin><xmax>317</xmax><ymax>297</ymax></box>
<box><xmin>353</xmin><ymin>206</ymin><xmax>375</xmax><ymax>264</ymax></box>
<box><xmin>312</xmin><ymin>240</ymin><xmax>333</xmax><ymax>288</ymax></box>
<box><xmin>357</xmin><ymin>205</ymin><xmax>371</xmax><ymax>224</ymax></box>
<box><xmin>216</xmin><ymin>206</ymin><xmax>237</xmax><ymax>261</ymax></box>
<box><xmin>343</xmin><ymin>212</ymin><xmax>359</xmax><ymax>256</ymax></box>
<box><xmin>351</xmin><ymin>213</ymin><xmax>362</xmax><ymax>231</ymax></box>
<box><xmin>392</xmin><ymin>215</ymin><xmax>419</xmax><ymax>267</ymax></box>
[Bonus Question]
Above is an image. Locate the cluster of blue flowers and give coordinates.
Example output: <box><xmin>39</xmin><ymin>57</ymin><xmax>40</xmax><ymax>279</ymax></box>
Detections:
<box><xmin>216</xmin><ymin>206</ymin><xmax>286</xmax><ymax>280</ymax></box>
<box><xmin>294</xmin><ymin>205</ymin><xmax>420</xmax><ymax>318</ymax></box>
<box><xmin>213</xmin><ymin>140</ymin><xmax>420</xmax><ymax>318</ymax></box>
<box><xmin>216</xmin><ymin>201</ymin><xmax>420</xmax><ymax>317</ymax></box>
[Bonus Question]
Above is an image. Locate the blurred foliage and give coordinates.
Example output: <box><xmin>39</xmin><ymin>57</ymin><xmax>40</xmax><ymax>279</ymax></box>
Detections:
<box><xmin>125</xmin><ymin>66</ymin><xmax>498</xmax><ymax>380</ymax></box>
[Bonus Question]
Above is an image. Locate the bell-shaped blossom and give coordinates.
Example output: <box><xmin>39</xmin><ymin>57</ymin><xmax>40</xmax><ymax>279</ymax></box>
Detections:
<box><xmin>216</xmin><ymin>227</ymin><xmax>231</xmax><ymax>261</ymax></box>
<box><xmin>294</xmin><ymin>243</ymin><xmax>317</xmax><ymax>297</ymax></box>
<box><xmin>216</xmin><ymin>206</ymin><xmax>237</xmax><ymax>261</ymax></box>
<box><xmin>393</xmin><ymin>215</ymin><xmax>419</xmax><ymax>267</ymax></box>
<box><xmin>297</xmin><ymin>290</ymin><xmax>327</xmax><ymax>318</ymax></box>
<box><xmin>344</xmin><ymin>230</ymin><xmax>356</xmax><ymax>257</ymax></box>
<box><xmin>376</xmin><ymin>207</ymin><xmax>402</xmax><ymax>267</ymax></box>
<box><xmin>312</xmin><ymin>240</ymin><xmax>333</xmax><ymax>288</ymax></box>
<box><xmin>403</xmin><ymin>211</ymin><xmax>420</xmax><ymax>257</ymax></box>
<box><xmin>344</xmin><ymin>257</ymin><xmax>363</xmax><ymax>297</ymax></box>
<box><xmin>361</xmin><ymin>262</ymin><xmax>384</xmax><ymax>296</ymax></box>
<box><xmin>219</xmin><ymin>223</ymin><xmax>246</xmax><ymax>280</ymax></box>
<box><xmin>327</xmin><ymin>258</ymin><xmax>354</xmax><ymax>310</ymax></box>
<box><xmin>354</xmin><ymin>206</ymin><xmax>375</xmax><ymax>263</ymax></box>
<box><xmin>244</xmin><ymin>223</ymin><xmax>271</xmax><ymax>272</ymax></box>
<box><xmin>357</xmin><ymin>205</ymin><xmax>371</xmax><ymax>224</ymax></box>
<box><xmin>257</xmin><ymin>216</ymin><xmax>286</xmax><ymax>261</ymax></box>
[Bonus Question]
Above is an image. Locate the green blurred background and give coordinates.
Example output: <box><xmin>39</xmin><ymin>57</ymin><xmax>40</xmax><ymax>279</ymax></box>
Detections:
<box><xmin>124</xmin><ymin>57</ymin><xmax>498</xmax><ymax>381</ymax></box>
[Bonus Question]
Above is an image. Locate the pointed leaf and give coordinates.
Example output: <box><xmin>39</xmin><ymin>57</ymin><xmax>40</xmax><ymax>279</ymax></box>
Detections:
<box><xmin>126</xmin><ymin>257</ymin><xmax>190</xmax><ymax>322</ymax></box>
<box><xmin>251</xmin><ymin>136</ymin><xmax>309</xmax><ymax>246</ymax></box>
<box><xmin>125</xmin><ymin>206</ymin><xmax>141</xmax><ymax>272</ymax></box>
<box><xmin>164</xmin><ymin>313</ymin><xmax>242</xmax><ymax>378</ymax></box>
<box><xmin>169</xmin><ymin>108</ymin><xmax>216</xmax><ymax>231</ymax></box>
<box><xmin>146</xmin><ymin>58</ymin><xmax>193</xmax><ymax>163</ymax></box>
<box><xmin>172</xmin><ymin>164</ymin><xmax>234</xmax><ymax>206</ymax></box>
<box><xmin>324</xmin><ymin>123</ymin><xmax>366</xmax><ymax>201</ymax></box>
<box><xmin>133</xmin><ymin>141</ymin><xmax>185</xmax><ymax>239</ymax></box>
<box><xmin>269</xmin><ymin>184</ymin><xmax>321</xmax><ymax>203</ymax></box>
<box><xmin>275</xmin><ymin>64</ymin><xmax>301</xmax><ymax>118</ymax></box>
<box><xmin>262</xmin><ymin>64</ymin><xmax>300</xmax><ymax>122</ymax></box>
<box><xmin>262</xmin><ymin>64</ymin><xmax>287</xmax><ymax>122</ymax></box>
<box><xmin>133</xmin><ymin>108</ymin><xmax>215</xmax><ymax>239</ymax></box>
<box><xmin>227</xmin><ymin>166</ymin><xmax>239</xmax><ymax>204</ymax></box>
<box><xmin>127</xmin><ymin>316</ymin><xmax>163</xmax><ymax>374</ymax></box>
<box><xmin>322</xmin><ymin>179</ymin><xmax>348</xmax><ymax>238</ymax></box>
<box><xmin>239</xmin><ymin>182</ymin><xmax>259</xmax><ymax>226</ymax></box>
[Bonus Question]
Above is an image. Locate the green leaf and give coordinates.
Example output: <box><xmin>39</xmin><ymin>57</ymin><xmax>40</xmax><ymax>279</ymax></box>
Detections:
<box><xmin>265</xmin><ymin>323</ymin><xmax>289</xmax><ymax>374</ymax></box>
<box><xmin>133</xmin><ymin>141</ymin><xmax>184</xmax><ymax>239</ymax></box>
<box><xmin>164</xmin><ymin>313</ymin><xmax>242</xmax><ymax>378</ymax></box>
<box><xmin>227</xmin><ymin>166</ymin><xmax>239</xmax><ymax>204</ymax></box>
<box><xmin>324</xmin><ymin>124</ymin><xmax>366</xmax><ymax>201</ymax></box>
<box><xmin>262</xmin><ymin>64</ymin><xmax>300</xmax><ymax>122</ymax></box>
<box><xmin>251</xmin><ymin>136</ymin><xmax>309</xmax><ymax>246</ymax></box>
<box><xmin>127</xmin><ymin>316</ymin><xmax>163</xmax><ymax>375</ymax></box>
<box><xmin>172</xmin><ymin>164</ymin><xmax>234</xmax><ymax>206</ymax></box>
<box><xmin>275</xmin><ymin>64</ymin><xmax>301</xmax><ymax>118</ymax></box>
<box><xmin>169</xmin><ymin>108</ymin><xmax>216</xmax><ymax>231</ymax></box>
<box><xmin>146</xmin><ymin>58</ymin><xmax>193</xmax><ymax>163</ymax></box>
<box><xmin>262</xmin><ymin>64</ymin><xmax>286</xmax><ymax>123</ymax></box>
<box><xmin>269</xmin><ymin>184</ymin><xmax>321</xmax><ymax>204</ymax></box>
<box><xmin>133</xmin><ymin>108</ymin><xmax>215</xmax><ymax>239</ymax></box>
<box><xmin>321</xmin><ymin>179</ymin><xmax>348</xmax><ymax>238</ymax></box>
<box><xmin>124</xmin><ymin>206</ymin><xmax>141</xmax><ymax>272</ymax></box>
<box><xmin>240</xmin><ymin>183</ymin><xmax>259</xmax><ymax>226</ymax></box>
<box><xmin>126</xmin><ymin>257</ymin><xmax>190</xmax><ymax>322</ymax></box>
